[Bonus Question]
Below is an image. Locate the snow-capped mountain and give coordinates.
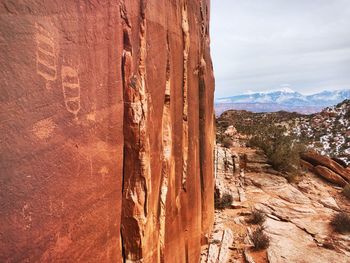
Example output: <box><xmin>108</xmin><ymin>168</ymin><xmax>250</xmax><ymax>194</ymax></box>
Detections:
<box><xmin>305</xmin><ymin>90</ymin><xmax>350</xmax><ymax>106</ymax></box>
<box><xmin>215</xmin><ymin>89</ymin><xmax>350</xmax><ymax>114</ymax></box>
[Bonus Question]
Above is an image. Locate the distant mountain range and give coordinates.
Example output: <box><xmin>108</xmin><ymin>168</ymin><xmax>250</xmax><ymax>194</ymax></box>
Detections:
<box><xmin>215</xmin><ymin>88</ymin><xmax>350</xmax><ymax>115</ymax></box>
<box><xmin>217</xmin><ymin>99</ymin><xmax>350</xmax><ymax>164</ymax></box>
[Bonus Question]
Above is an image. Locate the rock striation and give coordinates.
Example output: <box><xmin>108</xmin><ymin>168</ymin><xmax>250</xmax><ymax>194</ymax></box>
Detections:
<box><xmin>301</xmin><ymin>151</ymin><xmax>350</xmax><ymax>185</ymax></box>
<box><xmin>314</xmin><ymin>166</ymin><xmax>347</xmax><ymax>187</ymax></box>
<box><xmin>0</xmin><ymin>1</ymin><xmax>214</xmax><ymax>262</ymax></box>
<box><xmin>205</xmin><ymin>143</ymin><xmax>350</xmax><ymax>262</ymax></box>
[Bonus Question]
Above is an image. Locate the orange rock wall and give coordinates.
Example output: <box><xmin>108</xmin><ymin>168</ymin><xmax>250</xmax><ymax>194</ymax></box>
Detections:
<box><xmin>0</xmin><ymin>0</ymin><xmax>214</xmax><ymax>262</ymax></box>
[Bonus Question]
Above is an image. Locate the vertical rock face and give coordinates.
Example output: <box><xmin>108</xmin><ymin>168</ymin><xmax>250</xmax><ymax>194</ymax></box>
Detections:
<box><xmin>0</xmin><ymin>0</ymin><xmax>214</xmax><ymax>262</ymax></box>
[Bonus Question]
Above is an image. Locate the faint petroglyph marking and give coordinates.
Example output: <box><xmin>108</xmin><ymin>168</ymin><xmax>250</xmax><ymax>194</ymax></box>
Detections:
<box><xmin>86</xmin><ymin>104</ymin><xmax>96</xmax><ymax>122</ymax></box>
<box><xmin>22</xmin><ymin>203</ymin><xmax>32</xmax><ymax>230</ymax></box>
<box><xmin>61</xmin><ymin>66</ymin><xmax>81</xmax><ymax>120</ymax></box>
<box><xmin>98</xmin><ymin>166</ymin><xmax>109</xmax><ymax>178</ymax></box>
<box><xmin>86</xmin><ymin>111</ymin><xmax>96</xmax><ymax>121</ymax></box>
<box><xmin>32</xmin><ymin>117</ymin><xmax>56</xmax><ymax>139</ymax></box>
<box><xmin>35</xmin><ymin>22</ymin><xmax>57</xmax><ymax>89</ymax></box>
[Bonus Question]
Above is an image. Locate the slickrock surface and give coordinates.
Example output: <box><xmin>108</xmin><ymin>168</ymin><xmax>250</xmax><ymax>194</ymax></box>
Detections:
<box><xmin>0</xmin><ymin>1</ymin><xmax>214</xmax><ymax>262</ymax></box>
<box><xmin>202</xmin><ymin>144</ymin><xmax>350</xmax><ymax>263</ymax></box>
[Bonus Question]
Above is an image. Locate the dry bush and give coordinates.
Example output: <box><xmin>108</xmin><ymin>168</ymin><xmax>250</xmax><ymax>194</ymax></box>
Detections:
<box><xmin>214</xmin><ymin>193</ymin><xmax>233</xmax><ymax>210</ymax></box>
<box><xmin>330</xmin><ymin>212</ymin><xmax>350</xmax><ymax>233</ymax></box>
<box><xmin>342</xmin><ymin>184</ymin><xmax>350</xmax><ymax>199</ymax></box>
<box><xmin>222</xmin><ymin>136</ymin><xmax>233</xmax><ymax>148</ymax></box>
<box><xmin>247</xmin><ymin>209</ymin><xmax>266</xmax><ymax>225</ymax></box>
<box><xmin>322</xmin><ymin>238</ymin><xmax>336</xmax><ymax>250</ymax></box>
<box><xmin>251</xmin><ymin>227</ymin><xmax>270</xmax><ymax>250</ymax></box>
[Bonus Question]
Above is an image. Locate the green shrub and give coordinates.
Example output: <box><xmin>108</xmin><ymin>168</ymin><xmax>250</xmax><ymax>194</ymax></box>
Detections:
<box><xmin>330</xmin><ymin>212</ymin><xmax>350</xmax><ymax>233</ymax></box>
<box><xmin>248</xmin><ymin>125</ymin><xmax>305</xmax><ymax>174</ymax></box>
<box><xmin>251</xmin><ymin>227</ymin><xmax>270</xmax><ymax>250</ymax></box>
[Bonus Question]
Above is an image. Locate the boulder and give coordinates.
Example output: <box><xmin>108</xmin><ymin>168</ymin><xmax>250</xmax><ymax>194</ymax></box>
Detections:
<box><xmin>319</xmin><ymin>197</ymin><xmax>340</xmax><ymax>211</ymax></box>
<box><xmin>224</xmin><ymin>126</ymin><xmax>237</xmax><ymax>136</ymax></box>
<box><xmin>314</xmin><ymin>166</ymin><xmax>347</xmax><ymax>187</ymax></box>
<box><xmin>332</xmin><ymin>157</ymin><xmax>348</xmax><ymax>168</ymax></box>
<box><xmin>301</xmin><ymin>151</ymin><xmax>350</xmax><ymax>182</ymax></box>
<box><xmin>246</xmin><ymin>162</ymin><xmax>272</xmax><ymax>173</ymax></box>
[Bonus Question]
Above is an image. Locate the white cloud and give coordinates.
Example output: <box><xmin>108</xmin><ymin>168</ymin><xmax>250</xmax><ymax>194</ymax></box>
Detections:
<box><xmin>211</xmin><ymin>0</ymin><xmax>350</xmax><ymax>97</ymax></box>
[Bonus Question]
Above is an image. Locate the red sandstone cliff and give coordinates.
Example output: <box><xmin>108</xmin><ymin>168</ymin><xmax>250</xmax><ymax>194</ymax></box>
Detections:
<box><xmin>0</xmin><ymin>0</ymin><xmax>214</xmax><ymax>262</ymax></box>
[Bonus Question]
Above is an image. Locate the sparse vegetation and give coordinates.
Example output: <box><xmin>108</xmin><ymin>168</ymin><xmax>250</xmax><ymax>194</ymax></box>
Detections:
<box><xmin>222</xmin><ymin>137</ymin><xmax>233</xmax><ymax>148</ymax></box>
<box><xmin>214</xmin><ymin>193</ymin><xmax>233</xmax><ymax>210</ymax></box>
<box><xmin>251</xmin><ymin>226</ymin><xmax>270</xmax><ymax>250</ymax></box>
<box><xmin>322</xmin><ymin>238</ymin><xmax>335</xmax><ymax>250</ymax></box>
<box><xmin>217</xmin><ymin>100</ymin><xmax>350</xmax><ymax>166</ymax></box>
<box><xmin>248</xmin><ymin>125</ymin><xmax>306</xmax><ymax>175</ymax></box>
<box><xmin>284</xmin><ymin>172</ymin><xmax>300</xmax><ymax>183</ymax></box>
<box><xmin>330</xmin><ymin>212</ymin><xmax>350</xmax><ymax>233</ymax></box>
<box><xmin>247</xmin><ymin>209</ymin><xmax>266</xmax><ymax>225</ymax></box>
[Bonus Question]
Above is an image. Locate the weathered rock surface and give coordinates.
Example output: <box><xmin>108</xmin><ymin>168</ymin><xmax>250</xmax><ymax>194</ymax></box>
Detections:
<box><xmin>243</xmin><ymin>250</ymin><xmax>256</xmax><ymax>263</ymax></box>
<box><xmin>300</xmin><ymin>159</ymin><xmax>314</xmax><ymax>171</ymax></box>
<box><xmin>0</xmin><ymin>1</ymin><xmax>214</xmax><ymax>262</ymax></box>
<box><xmin>301</xmin><ymin>151</ymin><xmax>350</xmax><ymax>182</ymax></box>
<box><xmin>214</xmin><ymin>146</ymin><xmax>238</xmax><ymax>200</ymax></box>
<box><xmin>314</xmin><ymin>165</ymin><xmax>348</xmax><ymax>187</ymax></box>
<box><xmin>265</xmin><ymin>218</ymin><xmax>348</xmax><ymax>263</ymax></box>
<box><xmin>207</xmin><ymin>144</ymin><xmax>350</xmax><ymax>262</ymax></box>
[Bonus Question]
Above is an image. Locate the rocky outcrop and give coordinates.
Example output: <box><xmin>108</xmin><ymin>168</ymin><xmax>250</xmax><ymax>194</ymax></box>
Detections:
<box><xmin>0</xmin><ymin>1</ymin><xmax>214</xmax><ymax>262</ymax></box>
<box><xmin>301</xmin><ymin>151</ymin><xmax>350</xmax><ymax>182</ymax></box>
<box><xmin>202</xmin><ymin>229</ymin><xmax>234</xmax><ymax>263</ymax></box>
<box><xmin>300</xmin><ymin>159</ymin><xmax>314</xmax><ymax>172</ymax></box>
<box><xmin>265</xmin><ymin>218</ymin><xmax>348</xmax><ymax>263</ymax></box>
<box><xmin>206</xmin><ymin>144</ymin><xmax>350</xmax><ymax>262</ymax></box>
<box><xmin>314</xmin><ymin>166</ymin><xmax>348</xmax><ymax>187</ymax></box>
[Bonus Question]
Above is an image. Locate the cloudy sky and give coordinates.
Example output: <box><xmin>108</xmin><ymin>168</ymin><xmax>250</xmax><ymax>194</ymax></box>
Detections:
<box><xmin>211</xmin><ymin>0</ymin><xmax>350</xmax><ymax>98</ymax></box>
